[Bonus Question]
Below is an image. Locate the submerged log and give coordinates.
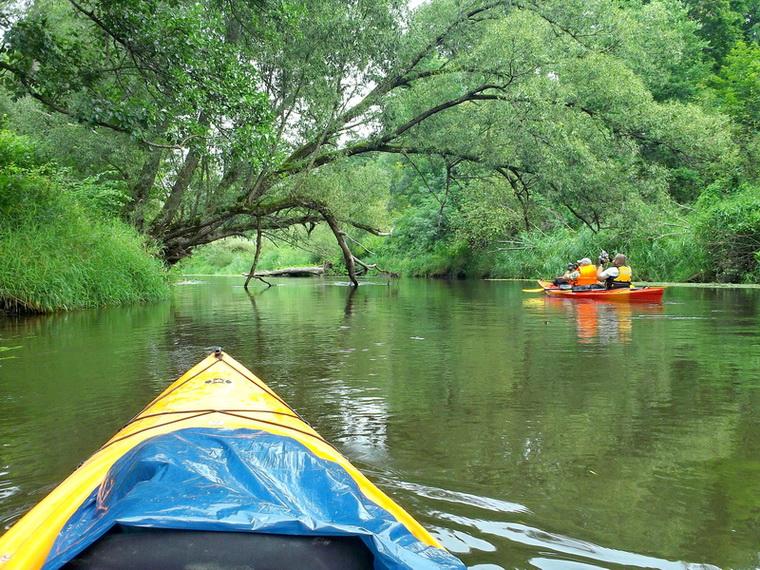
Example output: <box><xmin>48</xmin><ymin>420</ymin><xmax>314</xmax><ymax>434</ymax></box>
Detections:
<box><xmin>242</xmin><ymin>266</ymin><xmax>325</xmax><ymax>278</ymax></box>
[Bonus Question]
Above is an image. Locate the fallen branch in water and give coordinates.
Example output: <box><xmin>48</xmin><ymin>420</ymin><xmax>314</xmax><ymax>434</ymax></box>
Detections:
<box><xmin>242</xmin><ymin>265</ymin><xmax>327</xmax><ymax>278</ymax></box>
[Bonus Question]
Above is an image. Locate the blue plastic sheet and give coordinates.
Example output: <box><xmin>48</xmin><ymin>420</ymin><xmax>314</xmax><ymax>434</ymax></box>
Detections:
<box><xmin>43</xmin><ymin>428</ymin><xmax>465</xmax><ymax>569</ymax></box>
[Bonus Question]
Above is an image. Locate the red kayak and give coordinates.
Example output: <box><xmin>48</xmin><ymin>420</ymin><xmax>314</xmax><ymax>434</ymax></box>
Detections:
<box><xmin>537</xmin><ymin>280</ymin><xmax>665</xmax><ymax>302</ymax></box>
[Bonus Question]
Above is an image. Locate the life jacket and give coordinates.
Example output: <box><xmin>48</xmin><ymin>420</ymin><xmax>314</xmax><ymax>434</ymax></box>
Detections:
<box><xmin>614</xmin><ymin>265</ymin><xmax>632</xmax><ymax>283</ymax></box>
<box><xmin>575</xmin><ymin>264</ymin><xmax>598</xmax><ymax>286</ymax></box>
<box><xmin>606</xmin><ymin>265</ymin><xmax>632</xmax><ymax>289</ymax></box>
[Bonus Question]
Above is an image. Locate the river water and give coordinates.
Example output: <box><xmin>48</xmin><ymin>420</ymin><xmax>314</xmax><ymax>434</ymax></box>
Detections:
<box><xmin>1</xmin><ymin>277</ymin><xmax>759</xmax><ymax>569</ymax></box>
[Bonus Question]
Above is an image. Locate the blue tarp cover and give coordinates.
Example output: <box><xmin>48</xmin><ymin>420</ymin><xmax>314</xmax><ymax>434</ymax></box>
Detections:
<box><xmin>43</xmin><ymin>428</ymin><xmax>465</xmax><ymax>569</ymax></box>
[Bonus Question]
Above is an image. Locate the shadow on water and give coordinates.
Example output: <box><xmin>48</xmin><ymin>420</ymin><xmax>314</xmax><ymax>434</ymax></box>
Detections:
<box><xmin>2</xmin><ymin>278</ymin><xmax>760</xmax><ymax>568</ymax></box>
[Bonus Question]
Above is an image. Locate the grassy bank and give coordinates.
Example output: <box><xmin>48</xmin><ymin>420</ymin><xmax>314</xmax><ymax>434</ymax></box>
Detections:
<box><xmin>367</xmin><ymin>226</ymin><xmax>754</xmax><ymax>283</ymax></box>
<box><xmin>0</xmin><ymin>131</ymin><xmax>169</xmax><ymax>313</ymax></box>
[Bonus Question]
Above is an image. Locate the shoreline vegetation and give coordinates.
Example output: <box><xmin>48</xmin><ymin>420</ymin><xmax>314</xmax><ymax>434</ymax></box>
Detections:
<box><xmin>0</xmin><ymin>0</ymin><xmax>758</xmax><ymax>312</ymax></box>
<box><xmin>179</xmin><ymin>272</ymin><xmax>760</xmax><ymax>290</ymax></box>
<box><xmin>0</xmin><ymin>131</ymin><xmax>169</xmax><ymax>314</ymax></box>
<box><xmin>175</xmin><ymin>219</ymin><xmax>760</xmax><ymax>286</ymax></box>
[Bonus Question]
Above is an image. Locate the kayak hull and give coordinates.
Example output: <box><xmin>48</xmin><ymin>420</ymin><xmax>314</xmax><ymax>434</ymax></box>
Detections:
<box><xmin>537</xmin><ymin>280</ymin><xmax>665</xmax><ymax>302</ymax></box>
<box><xmin>0</xmin><ymin>351</ymin><xmax>463</xmax><ymax>570</ymax></box>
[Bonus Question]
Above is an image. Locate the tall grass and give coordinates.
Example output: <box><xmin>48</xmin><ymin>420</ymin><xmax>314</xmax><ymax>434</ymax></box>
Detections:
<box><xmin>0</xmin><ymin>131</ymin><xmax>169</xmax><ymax>313</ymax></box>
<box><xmin>483</xmin><ymin>227</ymin><xmax>707</xmax><ymax>282</ymax></box>
<box><xmin>173</xmin><ymin>219</ymin><xmax>755</xmax><ymax>284</ymax></box>
<box><xmin>178</xmin><ymin>226</ymin><xmax>711</xmax><ymax>283</ymax></box>
<box><xmin>368</xmin><ymin>225</ymin><xmax>710</xmax><ymax>282</ymax></box>
<box><xmin>366</xmin><ymin>197</ymin><xmax>736</xmax><ymax>282</ymax></box>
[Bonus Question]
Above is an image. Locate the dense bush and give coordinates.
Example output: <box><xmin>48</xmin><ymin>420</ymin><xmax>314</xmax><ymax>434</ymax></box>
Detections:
<box><xmin>0</xmin><ymin>131</ymin><xmax>169</xmax><ymax>312</ymax></box>
<box><xmin>368</xmin><ymin>194</ymin><xmax>711</xmax><ymax>282</ymax></box>
<box><xmin>178</xmin><ymin>185</ymin><xmax>760</xmax><ymax>284</ymax></box>
<box><xmin>693</xmin><ymin>183</ymin><xmax>760</xmax><ymax>282</ymax></box>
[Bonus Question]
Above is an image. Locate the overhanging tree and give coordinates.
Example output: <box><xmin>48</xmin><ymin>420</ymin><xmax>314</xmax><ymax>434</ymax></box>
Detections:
<box><xmin>0</xmin><ymin>0</ymin><xmax>732</xmax><ymax>285</ymax></box>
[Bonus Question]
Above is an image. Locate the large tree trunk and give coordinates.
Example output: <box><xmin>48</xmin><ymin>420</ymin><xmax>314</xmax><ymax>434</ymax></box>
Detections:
<box><xmin>130</xmin><ymin>148</ymin><xmax>163</xmax><ymax>231</ymax></box>
<box><xmin>318</xmin><ymin>208</ymin><xmax>358</xmax><ymax>287</ymax></box>
<box><xmin>150</xmin><ymin>146</ymin><xmax>202</xmax><ymax>235</ymax></box>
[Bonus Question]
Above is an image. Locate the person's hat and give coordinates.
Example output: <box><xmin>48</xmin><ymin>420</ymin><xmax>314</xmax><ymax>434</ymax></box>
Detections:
<box><xmin>577</xmin><ymin>258</ymin><xmax>592</xmax><ymax>265</ymax></box>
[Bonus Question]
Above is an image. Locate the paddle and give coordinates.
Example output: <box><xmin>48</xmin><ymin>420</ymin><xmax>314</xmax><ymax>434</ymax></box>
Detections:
<box><xmin>522</xmin><ymin>288</ymin><xmax>546</xmax><ymax>293</ymax></box>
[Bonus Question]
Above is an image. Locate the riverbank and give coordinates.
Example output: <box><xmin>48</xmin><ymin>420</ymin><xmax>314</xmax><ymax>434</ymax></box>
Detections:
<box><xmin>486</xmin><ymin>278</ymin><xmax>760</xmax><ymax>289</ymax></box>
<box><xmin>0</xmin><ymin>131</ymin><xmax>170</xmax><ymax>314</ymax></box>
<box><xmin>367</xmin><ymin>218</ymin><xmax>760</xmax><ymax>285</ymax></box>
<box><xmin>173</xmin><ymin>188</ymin><xmax>760</xmax><ymax>287</ymax></box>
<box><xmin>186</xmin><ymin>272</ymin><xmax>760</xmax><ymax>290</ymax></box>
<box><xmin>175</xmin><ymin>230</ymin><xmax>760</xmax><ymax>286</ymax></box>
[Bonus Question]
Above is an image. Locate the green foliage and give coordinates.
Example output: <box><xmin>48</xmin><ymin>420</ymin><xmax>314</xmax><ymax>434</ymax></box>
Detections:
<box><xmin>451</xmin><ymin>179</ymin><xmax>523</xmax><ymax>248</ymax></box>
<box><xmin>366</xmin><ymin>169</ymin><xmax>760</xmax><ymax>285</ymax></box>
<box><xmin>385</xmin><ymin>201</ymin><xmax>447</xmax><ymax>257</ymax></box>
<box><xmin>286</xmin><ymin>158</ymin><xmax>392</xmax><ymax>229</ymax></box>
<box><xmin>682</xmin><ymin>0</ymin><xmax>758</xmax><ymax>65</ymax></box>
<box><xmin>175</xmin><ymin>239</ymin><xmax>260</xmax><ymax>275</ymax></box>
<box><xmin>66</xmin><ymin>173</ymin><xmax>132</xmax><ymax>218</ymax></box>
<box><xmin>618</xmin><ymin>0</ymin><xmax>710</xmax><ymax>101</ymax></box>
<box><xmin>176</xmin><ymin>233</ymin><xmax>335</xmax><ymax>276</ymax></box>
<box><xmin>0</xmin><ymin>129</ymin><xmax>36</xmax><ymax>167</ymax></box>
<box><xmin>2</xmin><ymin>0</ymin><xmax>272</xmax><ymax>154</ymax></box>
<box><xmin>693</xmin><ymin>183</ymin><xmax>760</xmax><ymax>282</ymax></box>
<box><xmin>483</xmin><ymin>226</ymin><xmax>706</xmax><ymax>283</ymax></box>
<box><xmin>371</xmin><ymin>212</ymin><xmax>709</xmax><ymax>283</ymax></box>
<box><xmin>0</xmin><ymin>130</ymin><xmax>168</xmax><ymax>312</ymax></box>
<box><xmin>1</xmin><ymin>92</ymin><xmax>143</xmax><ymax>181</ymax></box>
<box><xmin>369</xmin><ymin>160</ymin><xmax>716</xmax><ymax>282</ymax></box>
<box><xmin>1</xmin><ymin>0</ymin><xmax>757</xmax><ymax>285</ymax></box>
<box><xmin>708</xmin><ymin>41</ymin><xmax>760</xmax><ymax>130</ymax></box>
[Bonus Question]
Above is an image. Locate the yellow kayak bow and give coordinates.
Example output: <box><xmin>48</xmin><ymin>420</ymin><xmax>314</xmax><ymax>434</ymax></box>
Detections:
<box><xmin>0</xmin><ymin>350</ymin><xmax>463</xmax><ymax>569</ymax></box>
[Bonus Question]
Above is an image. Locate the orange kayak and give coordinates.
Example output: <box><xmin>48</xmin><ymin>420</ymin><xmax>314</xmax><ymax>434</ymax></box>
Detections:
<box><xmin>537</xmin><ymin>280</ymin><xmax>665</xmax><ymax>302</ymax></box>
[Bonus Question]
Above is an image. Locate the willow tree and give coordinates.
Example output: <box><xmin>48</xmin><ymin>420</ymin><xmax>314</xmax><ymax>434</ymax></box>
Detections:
<box><xmin>1</xmin><ymin>0</ymin><xmax>731</xmax><ymax>285</ymax></box>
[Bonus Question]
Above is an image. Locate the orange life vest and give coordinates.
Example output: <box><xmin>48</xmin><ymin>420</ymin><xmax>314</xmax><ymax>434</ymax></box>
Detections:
<box><xmin>575</xmin><ymin>264</ymin><xmax>598</xmax><ymax>286</ymax></box>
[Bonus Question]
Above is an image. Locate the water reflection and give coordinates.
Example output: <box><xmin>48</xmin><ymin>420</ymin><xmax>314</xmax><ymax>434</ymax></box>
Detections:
<box><xmin>524</xmin><ymin>297</ymin><xmax>663</xmax><ymax>344</ymax></box>
<box><xmin>1</xmin><ymin>279</ymin><xmax>760</xmax><ymax>569</ymax></box>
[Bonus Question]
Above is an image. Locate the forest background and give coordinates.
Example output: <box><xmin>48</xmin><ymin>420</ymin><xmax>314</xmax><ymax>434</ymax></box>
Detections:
<box><xmin>0</xmin><ymin>0</ymin><xmax>758</xmax><ymax>311</ymax></box>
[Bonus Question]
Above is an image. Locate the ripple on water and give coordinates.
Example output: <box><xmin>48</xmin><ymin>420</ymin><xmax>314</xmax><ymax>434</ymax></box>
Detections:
<box><xmin>386</xmin><ymin>480</ymin><xmax>531</xmax><ymax>514</ymax></box>
<box><xmin>432</xmin><ymin>526</ymin><xmax>497</xmax><ymax>555</ymax></box>
<box><xmin>528</xmin><ymin>557</ymin><xmax>609</xmax><ymax>570</ymax></box>
<box><xmin>435</xmin><ymin>512</ymin><xmax>720</xmax><ymax>570</ymax></box>
<box><xmin>0</xmin><ymin>469</ymin><xmax>19</xmax><ymax>502</ymax></box>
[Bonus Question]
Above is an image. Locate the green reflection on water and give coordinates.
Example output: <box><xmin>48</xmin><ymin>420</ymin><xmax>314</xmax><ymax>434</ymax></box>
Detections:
<box><xmin>1</xmin><ymin>278</ymin><xmax>759</xmax><ymax>569</ymax></box>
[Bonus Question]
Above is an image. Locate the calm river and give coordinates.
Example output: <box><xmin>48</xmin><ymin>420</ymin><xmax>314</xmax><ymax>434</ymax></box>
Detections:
<box><xmin>1</xmin><ymin>277</ymin><xmax>759</xmax><ymax>569</ymax></box>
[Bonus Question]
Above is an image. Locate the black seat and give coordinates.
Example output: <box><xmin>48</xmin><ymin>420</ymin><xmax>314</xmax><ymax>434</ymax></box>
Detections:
<box><xmin>63</xmin><ymin>525</ymin><xmax>374</xmax><ymax>570</ymax></box>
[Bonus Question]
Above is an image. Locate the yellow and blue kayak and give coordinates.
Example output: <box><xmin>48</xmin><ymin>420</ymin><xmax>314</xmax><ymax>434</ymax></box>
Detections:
<box><xmin>0</xmin><ymin>350</ymin><xmax>464</xmax><ymax>569</ymax></box>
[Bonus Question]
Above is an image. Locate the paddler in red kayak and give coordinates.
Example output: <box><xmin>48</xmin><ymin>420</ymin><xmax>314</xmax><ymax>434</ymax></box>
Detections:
<box><xmin>597</xmin><ymin>252</ymin><xmax>633</xmax><ymax>289</ymax></box>
<box><xmin>552</xmin><ymin>262</ymin><xmax>579</xmax><ymax>287</ymax></box>
<box><xmin>553</xmin><ymin>257</ymin><xmax>600</xmax><ymax>288</ymax></box>
<box><xmin>574</xmin><ymin>258</ymin><xmax>600</xmax><ymax>286</ymax></box>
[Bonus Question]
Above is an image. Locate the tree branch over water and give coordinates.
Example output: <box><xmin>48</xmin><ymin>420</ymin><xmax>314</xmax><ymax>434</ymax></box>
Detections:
<box><xmin>0</xmin><ymin>0</ymin><xmax>734</xmax><ymax>286</ymax></box>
